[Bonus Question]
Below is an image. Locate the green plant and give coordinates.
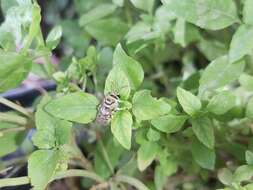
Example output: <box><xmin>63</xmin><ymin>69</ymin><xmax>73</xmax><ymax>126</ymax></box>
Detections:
<box><xmin>1</xmin><ymin>0</ymin><xmax>253</xmax><ymax>190</ymax></box>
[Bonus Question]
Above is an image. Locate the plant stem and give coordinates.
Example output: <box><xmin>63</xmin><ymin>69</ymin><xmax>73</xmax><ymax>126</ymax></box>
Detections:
<box><xmin>125</xmin><ymin>1</ymin><xmax>133</xmax><ymax>26</ymax></box>
<box><xmin>0</xmin><ymin>177</ymin><xmax>30</xmax><ymax>188</ymax></box>
<box><xmin>0</xmin><ymin>97</ymin><xmax>30</xmax><ymax>117</ymax></box>
<box><xmin>70</xmin><ymin>131</ymin><xmax>94</xmax><ymax>171</ymax></box>
<box><xmin>0</xmin><ymin>126</ymin><xmax>26</xmax><ymax>136</ymax></box>
<box><xmin>114</xmin><ymin>175</ymin><xmax>150</xmax><ymax>190</ymax></box>
<box><xmin>0</xmin><ymin>113</ymin><xmax>28</xmax><ymax>126</ymax></box>
<box><xmin>98</xmin><ymin>140</ymin><xmax>114</xmax><ymax>174</ymax></box>
<box><xmin>51</xmin><ymin>169</ymin><xmax>105</xmax><ymax>183</ymax></box>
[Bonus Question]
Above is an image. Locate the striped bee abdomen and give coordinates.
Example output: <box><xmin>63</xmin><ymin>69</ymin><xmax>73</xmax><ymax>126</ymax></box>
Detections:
<box><xmin>96</xmin><ymin>93</ymin><xmax>119</xmax><ymax>125</ymax></box>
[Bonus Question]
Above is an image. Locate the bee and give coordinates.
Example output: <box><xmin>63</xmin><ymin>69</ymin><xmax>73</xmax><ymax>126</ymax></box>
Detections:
<box><xmin>96</xmin><ymin>92</ymin><xmax>120</xmax><ymax>125</ymax></box>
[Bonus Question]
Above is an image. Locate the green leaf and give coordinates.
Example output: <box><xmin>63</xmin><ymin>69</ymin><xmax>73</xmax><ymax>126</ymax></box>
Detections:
<box><xmin>177</xmin><ymin>87</ymin><xmax>201</xmax><ymax>116</ymax></box>
<box><xmin>130</xmin><ymin>0</ymin><xmax>155</xmax><ymax>13</ymax></box>
<box><xmin>191</xmin><ymin>138</ymin><xmax>215</xmax><ymax>170</ymax></box>
<box><xmin>0</xmin><ymin>51</ymin><xmax>32</xmax><ymax>92</ymax></box>
<box><xmin>0</xmin><ymin>0</ymin><xmax>18</xmax><ymax>14</ymax></box>
<box><xmin>23</xmin><ymin>2</ymin><xmax>41</xmax><ymax>51</ymax></box>
<box><xmin>125</xmin><ymin>22</ymin><xmax>153</xmax><ymax>44</ymax></box>
<box><xmin>111</xmin><ymin>110</ymin><xmax>132</xmax><ymax>150</ymax></box>
<box><xmin>163</xmin><ymin>0</ymin><xmax>238</xmax><ymax>30</ymax></box>
<box><xmin>46</xmin><ymin>25</ymin><xmax>62</xmax><ymax>50</ymax></box>
<box><xmin>151</xmin><ymin>114</ymin><xmax>187</xmax><ymax>133</ymax></box>
<box><xmin>95</xmin><ymin>135</ymin><xmax>124</xmax><ymax>178</ymax></box>
<box><xmin>199</xmin><ymin>55</ymin><xmax>245</xmax><ymax>95</ymax></box>
<box><xmin>113</xmin><ymin>44</ymin><xmax>144</xmax><ymax>89</ymax></box>
<box><xmin>104</xmin><ymin>66</ymin><xmax>131</xmax><ymax>100</ymax></box>
<box><xmin>154</xmin><ymin>165</ymin><xmax>167</xmax><ymax>190</ymax></box>
<box><xmin>0</xmin><ymin>1</ymin><xmax>33</xmax><ymax>50</ymax></box>
<box><xmin>79</xmin><ymin>3</ymin><xmax>117</xmax><ymax>26</ymax></box>
<box><xmin>239</xmin><ymin>73</ymin><xmax>253</xmax><ymax>91</ymax></box>
<box><xmin>246</xmin><ymin>97</ymin><xmax>253</xmax><ymax>119</ymax></box>
<box><xmin>0</xmin><ymin>123</ymin><xmax>24</xmax><ymax>157</ymax></box>
<box><xmin>33</xmin><ymin>96</ymin><xmax>72</xmax><ymax>149</ymax></box>
<box><xmin>207</xmin><ymin>91</ymin><xmax>236</xmax><ymax>115</ymax></box>
<box><xmin>246</xmin><ymin>150</ymin><xmax>253</xmax><ymax>165</ymax></box>
<box><xmin>218</xmin><ymin>168</ymin><xmax>233</xmax><ymax>186</ymax></box>
<box><xmin>173</xmin><ymin>18</ymin><xmax>186</xmax><ymax>47</ymax></box>
<box><xmin>147</xmin><ymin>127</ymin><xmax>160</xmax><ymax>142</ymax></box>
<box><xmin>132</xmin><ymin>90</ymin><xmax>171</xmax><ymax>121</ymax></box>
<box><xmin>45</xmin><ymin>92</ymin><xmax>99</xmax><ymax>124</ymax></box>
<box><xmin>197</xmin><ymin>38</ymin><xmax>227</xmax><ymax>61</ymax></box>
<box><xmin>28</xmin><ymin>150</ymin><xmax>63</xmax><ymax>190</ymax></box>
<box><xmin>85</xmin><ymin>18</ymin><xmax>128</xmax><ymax>46</ymax></box>
<box><xmin>137</xmin><ymin>141</ymin><xmax>160</xmax><ymax>171</ymax></box>
<box><xmin>113</xmin><ymin>0</ymin><xmax>124</xmax><ymax>7</ymax></box>
<box><xmin>243</xmin><ymin>0</ymin><xmax>253</xmax><ymax>25</ymax></box>
<box><xmin>229</xmin><ymin>25</ymin><xmax>253</xmax><ymax>63</ymax></box>
<box><xmin>245</xmin><ymin>184</ymin><xmax>253</xmax><ymax>190</ymax></box>
<box><xmin>233</xmin><ymin>165</ymin><xmax>253</xmax><ymax>183</ymax></box>
<box><xmin>192</xmin><ymin>117</ymin><xmax>214</xmax><ymax>149</ymax></box>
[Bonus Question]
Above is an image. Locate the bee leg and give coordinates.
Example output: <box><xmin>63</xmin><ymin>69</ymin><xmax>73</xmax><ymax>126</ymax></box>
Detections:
<box><xmin>115</xmin><ymin>107</ymin><xmax>125</xmax><ymax>111</ymax></box>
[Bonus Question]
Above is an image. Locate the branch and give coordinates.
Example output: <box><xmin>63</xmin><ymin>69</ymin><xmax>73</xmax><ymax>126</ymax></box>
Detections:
<box><xmin>114</xmin><ymin>175</ymin><xmax>150</xmax><ymax>190</ymax></box>
<box><xmin>0</xmin><ymin>97</ymin><xmax>30</xmax><ymax>117</ymax></box>
<box><xmin>51</xmin><ymin>169</ymin><xmax>105</xmax><ymax>184</ymax></box>
<box><xmin>0</xmin><ymin>112</ymin><xmax>28</xmax><ymax>126</ymax></box>
<box><xmin>0</xmin><ymin>176</ymin><xmax>30</xmax><ymax>188</ymax></box>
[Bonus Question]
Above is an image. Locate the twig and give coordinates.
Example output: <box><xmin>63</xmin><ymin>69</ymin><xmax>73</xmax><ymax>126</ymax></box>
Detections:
<box><xmin>98</xmin><ymin>140</ymin><xmax>114</xmax><ymax>174</ymax></box>
<box><xmin>90</xmin><ymin>182</ymin><xmax>110</xmax><ymax>190</ymax></box>
<box><xmin>0</xmin><ymin>97</ymin><xmax>30</xmax><ymax>117</ymax></box>
<box><xmin>51</xmin><ymin>169</ymin><xmax>104</xmax><ymax>183</ymax></box>
<box><xmin>0</xmin><ymin>176</ymin><xmax>30</xmax><ymax>188</ymax></box>
<box><xmin>0</xmin><ymin>112</ymin><xmax>28</xmax><ymax>126</ymax></box>
<box><xmin>114</xmin><ymin>175</ymin><xmax>150</xmax><ymax>190</ymax></box>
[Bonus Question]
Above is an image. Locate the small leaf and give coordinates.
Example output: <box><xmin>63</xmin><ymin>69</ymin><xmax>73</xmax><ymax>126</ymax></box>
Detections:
<box><xmin>207</xmin><ymin>91</ymin><xmax>236</xmax><ymax>115</ymax></box>
<box><xmin>191</xmin><ymin>138</ymin><xmax>215</xmax><ymax>170</ymax></box>
<box><xmin>0</xmin><ymin>123</ymin><xmax>24</xmax><ymax>157</ymax></box>
<box><xmin>197</xmin><ymin>38</ymin><xmax>227</xmax><ymax>61</ymax></box>
<box><xmin>147</xmin><ymin>127</ymin><xmax>160</xmax><ymax>142</ymax></box>
<box><xmin>130</xmin><ymin>0</ymin><xmax>155</xmax><ymax>13</ymax></box>
<box><xmin>104</xmin><ymin>66</ymin><xmax>131</xmax><ymax>100</ymax></box>
<box><xmin>246</xmin><ymin>97</ymin><xmax>253</xmax><ymax>119</ymax></box>
<box><xmin>0</xmin><ymin>51</ymin><xmax>32</xmax><ymax>92</ymax></box>
<box><xmin>151</xmin><ymin>114</ymin><xmax>187</xmax><ymax>133</ymax></box>
<box><xmin>243</xmin><ymin>0</ymin><xmax>253</xmax><ymax>25</ymax></box>
<box><xmin>79</xmin><ymin>3</ymin><xmax>117</xmax><ymax>26</ymax></box>
<box><xmin>199</xmin><ymin>55</ymin><xmax>245</xmax><ymax>95</ymax></box>
<box><xmin>155</xmin><ymin>166</ymin><xmax>167</xmax><ymax>190</ymax></box>
<box><xmin>113</xmin><ymin>0</ymin><xmax>124</xmax><ymax>7</ymax></box>
<box><xmin>218</xmin><ymin>168</ymin><xmax>233</xmax><ymax>186</ymax></box>
<box><xmin>246</xmin><ymin>150</ymin><xmax>253</xmax><ymax>165</ymax></box>
<box><xmin>113</xmin><ymin>44</ymin><xmax>144</xmax><ymax>89</ymax></box>
<box><xmin>177</xmin><ymin>87</ymin><xmax>201</xmax><ymax>116</ymax></box>
<box><xmin>33</xmin><ymin>96</ymin><xmax>72</xmax><ymax>149</ymax></box>
<box><xmin>28</xmin><ymin>150</ymin><xmax>63</xmax><ymax>190</ymax></box>
<box><xmin>23</xmin><ymin>2</ymin><xmax>41</xmax><ymax>50</ymax></box>
<box><xmin>173</xmin><ymin>18</ymin><xmax>186</xmax><ymax>47</ymax></box>
<box><xmin>111</xmin><ymin>110</ymin><xmax>132</xmax><ymax>150</ymax></box>
<box><xmin>46</xmin><ymin>25</ymin><xmax>62</xmax><ymax>50</ymax></box>
<box><xmin>233</xmin><ymin>165</ymin><xmax>253</xmax><ymax>183</ymax></box>
<box><xmin>85</xmin><ymin>18</ymin><xmax>128</xmax><ymax>46</ymax></box>
<box><xmin>95</xmin><ymin>136</ymin><xmax>124</xmax><ymax>178</ymax></box>
<box><xmin>45</xmin><ymin>92</ymin><xmax>99</xmax><ymax>124</ymax></box>
<box><xmin>245</xmin><ymin>183</ymin><xmax>253</xmax><ymax>190</ymax></box>
<box><xmin>137</xmin><ymin>141</ymin><xmax>160</xmax><ymax>171</ymax></box>
<box><xmin>229</xmin><ymin>25</ymin><xmax>253</xmax><ymax>63</ymax></box>
<box><xmin>239</xmin><ymin>73</ymin><xmax>253</xmax><ymax>91</ymax></box>
<box><xmin>192</xmin><ymin>117</ymin><xmax>214</xmax><ymax>149</ymax></box>
<box><xmin>132</xmin><ymin>90</ymin><xmax>171</xmax><ymax>121</ymax></box>
<box><xmin>163</xmin><ymin>0</ymin><xmax>238</xmax><ymax>30</ymax></box>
